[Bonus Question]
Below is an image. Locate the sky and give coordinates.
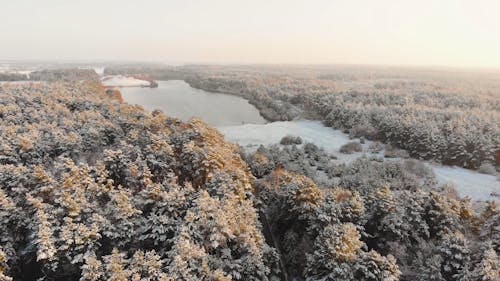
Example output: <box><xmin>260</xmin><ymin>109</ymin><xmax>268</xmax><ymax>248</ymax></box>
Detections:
<box><xmin>1</xmin><ymin>0</ymin><xmax>500</xmax><ymax>68</ymax></box>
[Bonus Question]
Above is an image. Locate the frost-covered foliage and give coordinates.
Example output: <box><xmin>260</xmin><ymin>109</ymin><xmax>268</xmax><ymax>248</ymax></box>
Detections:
<box><xmin>245</xmin><ymin>144</ymin><xmax>500</xmax><ymax>280</ymax></box>
<box><xmin>339</xmin><ymin>142</ymin><xmax>362</xmax><ymax>154</ymax></box>
<box><xmin>0</xmin><ymin>82</ymin><xmax>278</xmax><ymax>280</ymax></box>
<box><xmin>183</xmin><ymin>65</ymin><xmax>500</xmax><ymax>169</ymax></box>
<box><xmin>280</xmin><ymin>135</ymin><xmax>303</xmax><ymax>145</ymax></box>
<box><xmin>2</xmin><ymin>69</ymin><xmax>498</xmax><ymax>281</ymax></box>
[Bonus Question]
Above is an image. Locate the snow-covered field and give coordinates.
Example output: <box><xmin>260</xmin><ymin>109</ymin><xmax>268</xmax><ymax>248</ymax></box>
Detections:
<box><xmin>219</xmin><ymin>120</ymin><xmax>500</xmax><ymax>202</ymax></box>
<box><xmin>101</xmin><ymin>75</ymin><xmax>149</xmax><ymax>87</ymax></box>
<box><xmin>219</xmin><ymin>120</ymin><xmax>377</xmax><ymax>162</ymax></box>
<box><xmin>220</xmin><ymin>120</ymin><xmax>348</xmax><ymax>150</ymax></box>
<box><xmin>432</xmin><ymin>165</ymin><xmax>499</xmax><ymax>202</ymax></box>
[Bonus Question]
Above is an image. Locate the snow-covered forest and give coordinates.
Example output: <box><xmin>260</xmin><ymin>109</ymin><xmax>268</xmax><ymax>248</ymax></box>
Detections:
<box><xmin>2</xmin><ymin>0</ymin><xmax>500</xmax><ymax>279</ymax></box>
<box><xmin>0</xmin><ymin>80</ymin><xmax>276</xmax><ymax>280</ymax></box>
<box><xmin>244</xmin><ymin>143</ymin><xmax>499</xmax><ymax>280</ymax></box>
<box><xmin>0</xmin><ymin>68</ymin><xmax>498</xmax><ymax>281</ymax></box>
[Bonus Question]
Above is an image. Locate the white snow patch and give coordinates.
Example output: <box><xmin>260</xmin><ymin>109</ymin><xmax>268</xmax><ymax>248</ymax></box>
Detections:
<box><xmin>432</xmin><ymin>165</ymin><xmax>499</xmax><ymax>202</ymax></box>
<box><xmin>219</xmin><ymin>120</ymin><xmax>350</xmax><ymax>151</ymax></box>
<box><xmin>101</xmin><ymin>75</ymin><xmax>149</xmax><ymax>87</ymax></box>
<box><xmin>219</xmin><ymin>120</ymin><xmax>378</xmax><ymax>162</ymax></box>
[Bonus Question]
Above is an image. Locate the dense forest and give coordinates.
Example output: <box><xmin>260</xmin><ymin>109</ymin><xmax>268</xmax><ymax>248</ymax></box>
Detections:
<box><xmin>0</xmin><ymin>81</ymin><xmax>276</xmax><ymax>280</ymax></box>
<box><xmin>0</xmin><ymin>70</ymin><xmax>499</xmax><ymax>281</ymax></box>
<box><xmin>244</xmin><ymin>143</ymin><xmax>499</xmax><ymax>280</ymax></box>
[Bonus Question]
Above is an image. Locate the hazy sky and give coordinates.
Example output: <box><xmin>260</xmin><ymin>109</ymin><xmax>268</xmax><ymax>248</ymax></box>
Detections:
<box><xmin>1</xmin><ymin>0</ymin><xmax>500</xmax><ymax>68</ymax></box>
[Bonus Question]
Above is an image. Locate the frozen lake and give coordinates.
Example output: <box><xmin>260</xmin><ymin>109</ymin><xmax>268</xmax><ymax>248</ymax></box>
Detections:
<box><xmin>119</xmin><ymin>80</ymin><xmax>499</xmax><ymax>202</ymax></box>
<box><xmin>120</xmin><ymin>80</ymin><xmax>266</xmax><ymax>126</ymax></box>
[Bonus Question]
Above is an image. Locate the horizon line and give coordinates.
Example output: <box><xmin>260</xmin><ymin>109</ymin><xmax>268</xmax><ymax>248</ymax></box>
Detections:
<box><xmin>2</xmin><ymin>59</ymin><xmax>500</xmax><ymax>73</ymax></box>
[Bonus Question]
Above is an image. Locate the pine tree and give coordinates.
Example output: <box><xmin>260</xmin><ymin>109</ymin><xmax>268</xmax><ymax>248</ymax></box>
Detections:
<box><xmin>437</xmin><ymin>231</ymin><xmax>471</xmax><ymax>281</ymax></box>
<box><xmin>470</xmin><ymin>245</ymin><xmax>500</xmax><ymax>281</ymax></box>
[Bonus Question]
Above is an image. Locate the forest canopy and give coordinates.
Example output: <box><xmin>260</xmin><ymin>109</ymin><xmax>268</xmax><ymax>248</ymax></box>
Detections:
<box><xmin>0</xmin><ymin>70</ymin><xmax>499</xmax><ymax>281</ymax></box>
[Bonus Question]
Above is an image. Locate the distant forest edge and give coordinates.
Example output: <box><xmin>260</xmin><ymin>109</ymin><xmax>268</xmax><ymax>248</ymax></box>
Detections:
<box><xmin>0</xmin><ymin>69</ymin><xmax>100</xmax><ymax>82</ymax></box>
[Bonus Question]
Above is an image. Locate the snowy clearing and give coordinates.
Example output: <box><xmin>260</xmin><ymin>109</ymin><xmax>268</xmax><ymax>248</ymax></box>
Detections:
<box><xmin>220</xmin><ymin>120</ymin><xmax>353</xmax><ymax>152</ymax></box>
<box><xmin>432</xmin><ymin>165</ymin><xmax>499</xmax><ymax>202</ymax></box>
<box><xmin>219</xmin><ymin>120</ymin><xmax>379</xmax><ymax>162</ymax></box>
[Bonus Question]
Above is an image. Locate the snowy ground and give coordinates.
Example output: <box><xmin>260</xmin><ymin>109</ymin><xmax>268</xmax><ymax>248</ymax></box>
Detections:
<box><xmin>219</xmin><ymin>120</ymin><xmax>381</xmax><ymax>162</ymax></box>
<box><xmin>432</xmin><ymin>165</ymin><xmax>499</xmax><ymax>202</ymax></box>
<box><xmin>221</xmin><ymin>121</ymin><xmax>356</xmax><ymax>152</ymax></box>
<box><xmin>101</xmin><ymin>75</ymin><xmax>150</xmax><ymax>87</ymax></box>
<box><xmin>219</xmin><ymin>120</ymin><xmax>500</xmax><ymax>202</ymax></box>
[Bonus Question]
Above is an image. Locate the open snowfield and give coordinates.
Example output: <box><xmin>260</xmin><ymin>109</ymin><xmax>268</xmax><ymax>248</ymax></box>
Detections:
<box><xmin>219</xmin><ymin>120</ymin><xmax>500</xmax><ymax>202</ymax></box>
<box><xmin>432</xmin><ymin>165</ymin><xmax>499</xmax><ymax>202</ymax></box>
<box><xmin>219</xmin><ymin>120</ymin><xmax>380</xmax><ymax>162</ymax></box>
<box><xmin>101</xmin><ymin>75</ymin><xmax>150</xmax><ymax>87</ymax></box>
<box><xmin>220</xmin><ymin>120</ymin><xmax>355</xmax><ymax>153</ymax></box>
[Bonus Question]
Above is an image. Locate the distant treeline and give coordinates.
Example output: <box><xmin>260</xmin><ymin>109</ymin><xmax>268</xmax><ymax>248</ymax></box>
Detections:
<box><xmin>0</xmin><ymin>69</ymin><xmax>99</xmax><ymax>82</ymax></box>
<box><xmin>104</xmin><ymin>66</ymin><xmax>193</xmax><ymax>81</ymax></box>
<box><xmin>0</xmin><ymin>73</ymin><xmax>29</xmax><ymax>81</ymax></box>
